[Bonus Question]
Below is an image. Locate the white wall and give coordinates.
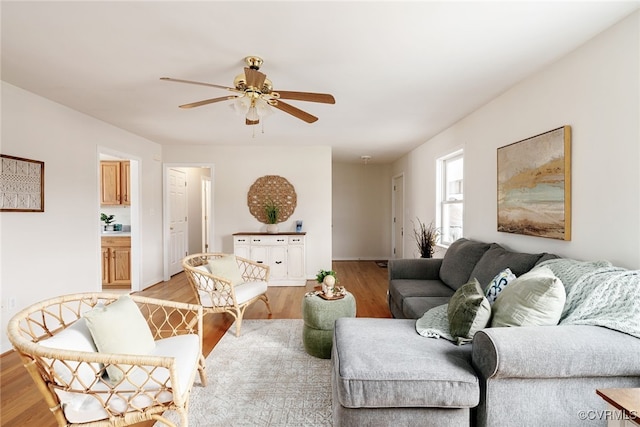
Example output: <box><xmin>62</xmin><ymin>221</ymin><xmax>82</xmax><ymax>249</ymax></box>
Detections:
<box><xmin>1</xmin><ymin>82</ymin><xmax>164</xmax><ymax>352</ymax></box>
<box><xmin>332</xmin><ymin>162</ymin><xmax>392</xmax><ymax>260</ymax></box>
<box><xmin>162</xmin><ymin>145</ymin><xmax>332</xmax><ymax>277</ymax></box>
<box><xmin>393</xmin><ymin>11</ymin><xmax>640</xmax><ymax>269</ymax></box>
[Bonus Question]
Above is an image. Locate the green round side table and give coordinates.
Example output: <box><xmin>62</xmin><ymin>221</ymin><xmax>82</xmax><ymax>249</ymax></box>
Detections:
<box><xmin>302</xmin><ymin>291</ymin><xmax>356</xmax><ymax>359</ymax></box>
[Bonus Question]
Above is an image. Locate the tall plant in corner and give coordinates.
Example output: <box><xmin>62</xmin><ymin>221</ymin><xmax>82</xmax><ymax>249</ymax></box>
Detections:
<box><xmin>413</xmin><ymin>218</ymin><xmax>439</xmax><ymax>258</ymax></box>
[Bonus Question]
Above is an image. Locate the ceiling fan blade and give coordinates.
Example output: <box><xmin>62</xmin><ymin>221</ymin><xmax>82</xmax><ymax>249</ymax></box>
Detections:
<box><xmin>244</xmin><ymin>67</ymin><xmax>267</xmax><ymax>89</ymax></box>
<box><xmin>160</xmin><ymin>77</ymin><xmax>235</xmax><ymax>92</ymax></box>
<box><xmin>275</xmin><ymin>90</ymin><xmax>335</xmax><ymax>104</ymax></box>
<box><xmin>179</xmin><ymin>95</ymin><xmax>237</xmax><ymax>109</ymax></box>
<box><xmin>272</xmin><ymin>100</ymin><xmax>318</xmax><ymax>123</ymax></box>
<box><xmin>246</xmin><ymin>118</ymin><xmax>260</xmax><ymax>126</ymax></box>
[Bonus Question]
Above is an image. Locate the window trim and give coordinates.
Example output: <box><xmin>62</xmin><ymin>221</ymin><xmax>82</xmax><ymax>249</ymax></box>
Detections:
<box><xmin>436</xmin><ymin>149</ymin><xmax>464</xmax><ymax>248</ymax></box>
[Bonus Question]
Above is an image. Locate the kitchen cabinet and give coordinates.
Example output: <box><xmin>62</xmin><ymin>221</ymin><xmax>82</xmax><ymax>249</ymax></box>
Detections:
<box><xmin>233</xmin><ymin>233</ymin><xmax>306</xmax><ymax>286</ymax></box>
<box><xmin>100</xmin><ymin>160</ymin><xmax>130</xmax><ymax>206</ymax></box>
<box><xmin>102</xmin><ymin>236</ymin><xmax>131</xmax><ymax>287</ymax></box>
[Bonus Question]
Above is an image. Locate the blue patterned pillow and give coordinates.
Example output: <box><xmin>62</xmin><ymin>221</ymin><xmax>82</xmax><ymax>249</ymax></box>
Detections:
<box><xmin>485</xmin><ymin>268</ymin><xmax>516</xmax><ymax>304</ymax></box>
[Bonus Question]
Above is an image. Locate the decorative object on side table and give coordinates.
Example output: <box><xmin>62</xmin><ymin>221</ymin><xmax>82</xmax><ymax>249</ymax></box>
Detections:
<box><xmin>413</xmin><ymin>218</ymin><xmax>439</xmax><ymax>258</ymax></box>
<box><xmin>311</xmin><ymin>269</ymin><xmax>347</xmax><ymax>300</ymax></box>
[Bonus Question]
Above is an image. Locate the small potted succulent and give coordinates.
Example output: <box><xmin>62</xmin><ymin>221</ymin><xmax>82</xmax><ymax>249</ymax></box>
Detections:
<box><xmin>101</xmin><ymin>213</ymin><xmax>116</xmax><ymax>231</ymax></box>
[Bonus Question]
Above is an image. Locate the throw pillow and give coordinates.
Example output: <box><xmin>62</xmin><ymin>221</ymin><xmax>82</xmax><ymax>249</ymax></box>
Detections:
<box><xmin>39</xmin><ymin>318</ymin><xmax>101</xmax><ymax>387</ymax></box>
<box><xmin>491</xmin><ymin>266</ymin><xmax>566</xmax><ymax>328</ymax></box>
<box><xmin>83</xmin><ymin>294</ymin><xmax>156</xmax><ymax>382</ymax></box>
<box><xmin>208</xmin><ymin>254</ymin><xmax>244</xmax><ymax>286</ymax></box>
<box><xmin>447</xmin><ymin>278</ymin><xmax>492</xmax><ymax>344</ymax></box>
<box><xmin>485</xmin><ymin>268</ymin><xmax>517</xmax><ymax>304</ymax></box>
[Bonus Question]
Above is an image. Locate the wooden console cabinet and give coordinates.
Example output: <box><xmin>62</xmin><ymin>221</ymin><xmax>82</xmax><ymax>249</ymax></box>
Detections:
<box><xmin>100</xmin><ymin>160</ymin><xmax>130</xmax><ymax>206</ymax></box>
<box><xmin>101</xmin><ymin>236</ymin><xmax>131</xmax><ymax>287</ymax></box>
<box><xmin>233</xmin><ymin>232</ymin><xmax>306</xmax><ymax>286</ymax></box>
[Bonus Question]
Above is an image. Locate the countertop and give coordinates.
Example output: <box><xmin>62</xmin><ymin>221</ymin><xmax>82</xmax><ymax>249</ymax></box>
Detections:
<box><xmin>101</xmin><ymin>231</ymin><xmax>131</xmax><ymax>237</ymax></box>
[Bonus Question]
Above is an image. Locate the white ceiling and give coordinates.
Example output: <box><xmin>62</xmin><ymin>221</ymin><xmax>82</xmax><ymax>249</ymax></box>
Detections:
<box><xmin>2</xmin><ymin>1</ymin><xmax>639</xmax><ymax>164</ymax></box>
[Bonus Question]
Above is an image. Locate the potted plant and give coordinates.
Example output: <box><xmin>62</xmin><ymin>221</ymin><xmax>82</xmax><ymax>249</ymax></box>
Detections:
<box><xmin>316</xmin><ymin>269</ymin><xmax>338</xmax><ymax>296</ymax></box>
<box><xmin>413</xmin><ymin>218</ymin><xmax>439</xmax><ymax>258</ymax></box>
<box><xmin>264</xmin><ymin>199</ymin><xmax>280</xmax><ymax>234</ymax></box>
<box><xmin>101</xmin><ymin>213</ymin><xmax>115</xmax><ymax>231</ymax></box>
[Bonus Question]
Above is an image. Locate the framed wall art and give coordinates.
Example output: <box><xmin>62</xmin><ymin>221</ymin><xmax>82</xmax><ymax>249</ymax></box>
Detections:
<box><xmin>0</xmin><ymin>154</ymin><xmax>45</xmax><ymax>212</ymax></box>
<box><xmin>497</xmin><ymin>126</ymin><xmax>571</xmax><ymax>240</ymax></box>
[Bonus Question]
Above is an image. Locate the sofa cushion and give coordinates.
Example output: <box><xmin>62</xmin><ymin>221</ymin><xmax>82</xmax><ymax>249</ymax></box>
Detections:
<box><xmin>484</xmin><ymin>268</ymin><xmax>516</xmax><ymax>304</ymax></box>
<box><xmin>469</xmin><ymin>243</ymin><xmax>543</xmax><ymax>287</ymax></box>
<box><xmin>333</xmin><ymin>318</ymin><xmax>479</xmax><ymax>409</ymax></box>
<box><xmin>402</xmin><ymin>296</ymin><xmax>452</xmax><ymax>319</ymax></box>
<box><xmin>439</xmin><ymin>238</ymin><xmax>491</xmax><ymax>290</ymax></box>
<box><xmin>389</xmin><ymin>279</ymin><xmax>455</xmax><ymax>303</ymax></box>
<box><xmin>491</xmin><ymin>266</ymin><xmax>566</xmax><ymax>327</ymax></box>
<box><xmin>447</xmin><ymin>279</ymin><xmax>491</xmax><ymax>344</ymax></box>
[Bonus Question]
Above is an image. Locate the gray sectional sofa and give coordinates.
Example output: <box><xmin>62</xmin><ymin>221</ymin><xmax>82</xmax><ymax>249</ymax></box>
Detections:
<box><xmin>332</xmin><ymin>238</ymin><xmax>640</xmax><ymax>426</ymax></box>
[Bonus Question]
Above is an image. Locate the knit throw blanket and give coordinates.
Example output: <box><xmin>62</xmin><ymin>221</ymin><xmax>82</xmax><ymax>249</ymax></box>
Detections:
<box><xmin>540</xmin><ymin>258</ymin><xmax>640</xmax><ymax>338</ymax></box>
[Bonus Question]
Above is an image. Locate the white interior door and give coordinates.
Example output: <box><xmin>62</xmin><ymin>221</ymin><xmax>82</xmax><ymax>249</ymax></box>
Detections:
<box><xmin>392</xmin><ymin>174</ymin><xmax>404</xmax><ymax>259</ymax></box>
<box><xmin>169</xmin><ymin>168</ymin><xmax>188</xmax><ymax>275</ymax></box>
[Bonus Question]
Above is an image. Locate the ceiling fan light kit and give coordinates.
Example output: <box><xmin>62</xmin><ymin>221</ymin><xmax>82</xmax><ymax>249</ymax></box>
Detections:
<box><xmin>162</xmin><ymin>56</ymin><xmax>335</xmax><ymax>128</ymax></box>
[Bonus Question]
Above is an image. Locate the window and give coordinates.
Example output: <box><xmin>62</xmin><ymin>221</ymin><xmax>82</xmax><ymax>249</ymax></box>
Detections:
<box><xmin>437</xmin><ymin>150</ymin><xmax>463</xmax><ymax>246</ymax></box>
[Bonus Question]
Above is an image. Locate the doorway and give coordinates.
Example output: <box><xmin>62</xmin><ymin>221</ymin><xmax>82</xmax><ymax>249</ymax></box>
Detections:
<box><xmin>163</xmin><ymin>164</ymin><xmax>214</xmax><ymax>281</ymax></box>
<box><xmin>392</xmin><ymin>173</ymin><xmax>404</xmax><ymax>259</ymax></box>
<box><xmin>98</xmin><ymin>151</ymin><xmax>141</xmax><ymax>292</ymax></box>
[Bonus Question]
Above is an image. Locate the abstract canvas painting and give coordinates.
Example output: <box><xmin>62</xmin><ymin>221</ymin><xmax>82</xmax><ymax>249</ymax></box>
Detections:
<box><xmin>0</xmin><ymin>154</ymin><xmax>45</xmax><ymax>212</ymax></box>
<box><xmin>497</xmin><ymin>126</ymin><xmax>571</xmax><ymax>240</ymax></box>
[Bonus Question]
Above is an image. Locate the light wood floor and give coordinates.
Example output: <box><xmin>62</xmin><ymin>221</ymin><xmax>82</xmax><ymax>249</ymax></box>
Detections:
<box><xmin>0</xmin><ymin>260</ymin><xmax>391</xmax><ymax>427</ymax></box>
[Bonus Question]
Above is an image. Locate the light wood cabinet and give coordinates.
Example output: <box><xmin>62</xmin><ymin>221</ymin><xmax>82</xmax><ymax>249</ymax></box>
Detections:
<box><xmin>102</xmin><ymin>236</ymin><xmax>131</xmax><ymax>287</ymax></box>
<box><xmin>233</xmin><ymin>233</ymin><xmax>306</xmax><ymax>286</ymax></box>
<box><xmin>100</xmin><ymin>161</ymin><xmax>130</xmax><ymax>206</ymax></box>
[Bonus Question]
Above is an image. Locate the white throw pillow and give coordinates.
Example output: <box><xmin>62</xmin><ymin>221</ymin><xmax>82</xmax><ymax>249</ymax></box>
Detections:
<box><xmin>491</xmin><ymin>266</ymin><xmax>566</xmax><ymax>327</ymax></box>
<box><xmin>40</xmin><ymin>317</ymin><xmax>101</xmax><ymax>387</ymax></box>
<box><xmin>208</xmin><ymin>254</ymin><xmax>244</xmax><ymax>285</ymax></box>
<box><xmin>83</xmin><ymin>295</ymin><xmax>156</xmax><ymax>382</ymax></box>
<box><xmin>485</xmin><ymin>268</ymin><xmax>517</xmax><ymax>304</ymax></box>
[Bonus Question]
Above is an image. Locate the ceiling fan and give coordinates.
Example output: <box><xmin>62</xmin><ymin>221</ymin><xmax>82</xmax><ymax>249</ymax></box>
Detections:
<box><xmin>161</xmin><ymin>56</ymin><xmax>335</xmax><ymax>126</ymax></box>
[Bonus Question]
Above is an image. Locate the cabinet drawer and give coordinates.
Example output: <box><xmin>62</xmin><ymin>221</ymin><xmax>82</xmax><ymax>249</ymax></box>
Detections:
<box><xmin>101</xmin><ymin>236</ymin><xmax>131</xmax><ymax>247</ymax></box>
<box><xmin>233</xmin><ymin>236</ymin><xmax>250</xmax><ymax>245</ymax></box>
<box><xmin>250</xmin><ymin>236</ymin><xmax>287</xmax><ymax>245</ymax></box>
<box><xmin>288</xmin><ymin>236</ymin><xmax>305</xmax><ymax>245</ymax></box>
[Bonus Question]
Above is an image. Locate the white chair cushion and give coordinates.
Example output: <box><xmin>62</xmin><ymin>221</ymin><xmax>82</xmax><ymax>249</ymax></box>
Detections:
<box><xmin>199</xmin><ymin>280</ymin><xmax>268</xmax><ymax>307</ymax></box>
<box><xmin>58</xmin><ymin>334</ymin><xmax>200</xmax><ymax>424</ymax></box>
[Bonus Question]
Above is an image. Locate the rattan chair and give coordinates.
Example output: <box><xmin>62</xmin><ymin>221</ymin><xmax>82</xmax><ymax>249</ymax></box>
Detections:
<box><xmin>182</xmin><ymin>253</ymin><xmax>272</xmax><ymax>336</ymax></box>
<box><xmin>7</xmin><ymin>292</ymin><xmax>207</xmax><ymax>427</ymax></box>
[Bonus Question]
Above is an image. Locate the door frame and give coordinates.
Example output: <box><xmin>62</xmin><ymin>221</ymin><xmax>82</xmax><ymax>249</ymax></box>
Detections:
<box><xmin>391</xmin><ymin>172</ymin><xmax>405</xmax><ymax>259</ymax></box>
<box><xmin>162</xmin><ymin>163</ymin><xmax>214</xmax><ymax>281</ymax></box>
<box><xmin>97</xmin><ymin>148</ymin><xmax>141</xmax><ymax>292</ymax></box>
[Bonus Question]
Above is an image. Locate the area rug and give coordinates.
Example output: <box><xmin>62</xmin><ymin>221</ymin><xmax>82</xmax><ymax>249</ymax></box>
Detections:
<box><xmin>157</xmin><ymin>319</ymin><xmax>332</xmax><ymax>426</ymax></box>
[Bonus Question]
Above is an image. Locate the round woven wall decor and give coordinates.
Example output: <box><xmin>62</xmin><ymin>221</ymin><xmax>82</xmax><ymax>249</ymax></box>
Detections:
<box><xmin>247</xmin><ymin>175</ymin><xmax>297</xmax><ymax>224</ymax></box>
